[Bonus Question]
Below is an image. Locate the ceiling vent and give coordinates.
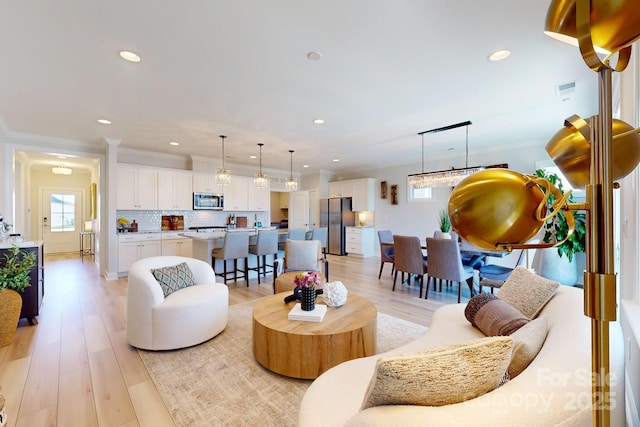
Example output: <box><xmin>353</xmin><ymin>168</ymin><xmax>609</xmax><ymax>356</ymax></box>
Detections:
<box><xmin>555</xmin><ymin>80</ymin><xmax>577</xmax><ymax>101</ymax></box>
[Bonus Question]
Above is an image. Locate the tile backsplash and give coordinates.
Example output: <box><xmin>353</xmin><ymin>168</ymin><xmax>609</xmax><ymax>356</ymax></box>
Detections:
<box><xmin>115</xmin><ymin>210</ymin><xmax>269</xmax><ymax>231</ymax></box>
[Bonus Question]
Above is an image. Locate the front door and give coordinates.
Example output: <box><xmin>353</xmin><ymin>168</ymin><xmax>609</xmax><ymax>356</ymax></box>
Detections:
<box><xmin>41</xmin><ymin>189</ymin><xmax>83</xmax><ymax>254</ymax></box>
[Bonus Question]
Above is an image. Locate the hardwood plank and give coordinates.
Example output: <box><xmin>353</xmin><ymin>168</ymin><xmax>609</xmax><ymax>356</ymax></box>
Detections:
<box><xmin>128</xmin><ymin>380</ymin><xmax>175</xmax><ymax>427</ymax></box>
<box><xmin>0</xmin><ymin>357</ymin><xmax>31</xmax><ymax>425</ymax></box>
<box><xmin>57</xmin><ymin>367</ymin><xmax>98</xmax><ymax>427</ymax></box>
<box><xmin>19</xmin><ymin>341</ymin><xmax>60</xmax><ymax>417</ymax></box>
<box><xmin>88</xmin><ymin>348</ymin><xmax>137</xmax><ymax>426</ymax></box>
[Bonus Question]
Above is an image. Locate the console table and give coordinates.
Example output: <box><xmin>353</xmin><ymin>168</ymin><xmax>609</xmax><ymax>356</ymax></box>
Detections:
<box><xmin>0</xmin><ymin>241</ymin><xmax>44</xmax><ymax>325</ymax></box>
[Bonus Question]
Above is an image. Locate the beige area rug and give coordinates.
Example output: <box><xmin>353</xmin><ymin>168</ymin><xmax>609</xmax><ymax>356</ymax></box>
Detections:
<box><xmin>139</xmin><ymin>300</ymin><xmax>427</xmax><ymax>427</ymax></box>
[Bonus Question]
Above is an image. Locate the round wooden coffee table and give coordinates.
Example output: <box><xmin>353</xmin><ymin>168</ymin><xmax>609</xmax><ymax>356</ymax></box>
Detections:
<box><xmin>252</xmin><ymin>292</ymin><xmax>377</xmax><ymax>379</ymax></box>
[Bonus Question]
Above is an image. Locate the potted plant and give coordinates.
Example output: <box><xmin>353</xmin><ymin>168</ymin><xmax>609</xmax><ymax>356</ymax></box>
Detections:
<box><xmin>533</xmin><ymin>169</ymin><xmax>587</xmax><ymax>285</ymax></box>
<box><xmin>0</xmin><ymin>244</ymin><xmax>37</xmax><ymax>346</ymax></box>
<box><xmin>438</xmin><ymin>209</ymin><xmax>452</xmax><ymax>239</ymax></box>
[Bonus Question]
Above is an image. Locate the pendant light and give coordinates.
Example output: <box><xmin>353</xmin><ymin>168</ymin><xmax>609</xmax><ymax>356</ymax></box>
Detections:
<box><xmin>215</xmin><ymin>135</ymin><xmax>231</xmax><ymax>185</ymax></box>
<box><xmin>285</xmin><ymin>149</ymin><xmax>298</xmax><ymax>191</ymax></box>
<box><xmin>254</xmin><ymin>143</ymin><xmax>268</xmax><ymax>188</ymax></box>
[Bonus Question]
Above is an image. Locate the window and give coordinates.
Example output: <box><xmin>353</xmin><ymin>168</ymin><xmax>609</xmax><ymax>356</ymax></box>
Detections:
<box><xmin>407</xmin><ymin>178</ymin><xmax>433</xmax><ymax>202</ymax></box>
<box><xmin>50</xmin><ymin>194</ymin><xmax>76</xmax><ymax>232</ymax></box>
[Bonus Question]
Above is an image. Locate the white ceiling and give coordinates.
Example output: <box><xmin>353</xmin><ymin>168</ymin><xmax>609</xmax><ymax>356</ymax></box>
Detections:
<box><xmin>0</xmin><ymin>1</ymin><xmax>599</xmax><ymax>175</ymax></box>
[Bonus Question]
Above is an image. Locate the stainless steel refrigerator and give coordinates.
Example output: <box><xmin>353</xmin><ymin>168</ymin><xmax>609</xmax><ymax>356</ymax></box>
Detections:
<box><xmin>320</xmin><ymin>198</ymin><xmax>355</xmax><ymax>255</ymax></box>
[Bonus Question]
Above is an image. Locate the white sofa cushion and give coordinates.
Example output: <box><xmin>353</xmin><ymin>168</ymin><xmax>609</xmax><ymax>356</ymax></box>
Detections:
<box><xmin>361</xmin><ymin>336</ymin><xmax>513</xmax><ymax>409</ymax></box>
<box><xmin>497</xmin><ymin>266</ymin><xmax>559</xmax><ymax>318</ymax></box>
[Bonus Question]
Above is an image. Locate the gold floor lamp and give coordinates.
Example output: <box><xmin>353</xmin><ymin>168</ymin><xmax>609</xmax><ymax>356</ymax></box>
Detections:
<box><xmin>449</xmin><ymin>1</ymin><xmax>640</xmax><ymax>425</ymax></box>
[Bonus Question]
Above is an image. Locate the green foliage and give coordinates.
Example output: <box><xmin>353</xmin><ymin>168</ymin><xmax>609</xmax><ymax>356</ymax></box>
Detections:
<box><xmin>0</xmin><ymin>245</ymin><xmax>37</xmax><ymax>293</ymax></box>
<box><xmin>534</xmin><ymin>169</ymin><xmax>586</xmax><ymax>262</ymax></box>
<box><xmin>439</xmin><ymin>209</ymin><xmax>451</xmax><ymax>233</ymax></box>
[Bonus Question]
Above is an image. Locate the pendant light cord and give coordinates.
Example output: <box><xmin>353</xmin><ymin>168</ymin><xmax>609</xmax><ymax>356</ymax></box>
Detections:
<box><xmin>289</xmin><ymin>150</ymin><xmax>294</xmax><ymax>178</ymax></box>
<box><xmin>219</xmin><ymin>135</ymin><xmax>226</xmax><ymax>169</ymax></box>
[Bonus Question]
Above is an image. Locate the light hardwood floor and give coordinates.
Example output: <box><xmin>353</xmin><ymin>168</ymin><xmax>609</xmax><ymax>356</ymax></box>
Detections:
<box><xmin>0</xmin><ymin>252</ymin><xmax>465</xmax><ymax>427</ymax></box>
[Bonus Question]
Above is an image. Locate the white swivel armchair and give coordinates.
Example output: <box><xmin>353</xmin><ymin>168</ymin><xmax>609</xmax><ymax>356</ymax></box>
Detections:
<box><xmin>126</xmin><ymin>256</ymin><xmax>229</xmax><ymax>350</ymax></box>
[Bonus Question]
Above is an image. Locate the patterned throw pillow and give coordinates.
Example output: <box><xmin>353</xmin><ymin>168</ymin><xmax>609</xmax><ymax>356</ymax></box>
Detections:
<box><xmin>361</xmin><ymin>336</ymin><xmax>513</xmax><ymax>409</ymax></box>
<box><xmin>497</xmin><ymin>266</ymin><xmax>560</xmax><ymax>319</ymax></box>
<box><xmin>151</xmin><ymin>262</ymin><xmax>197</xmax><ymax>297</ymax></box>
<box><xmin>465</xmin><ymin>293</ymin><xmax>530</xmax><ymax>336</ymax></box>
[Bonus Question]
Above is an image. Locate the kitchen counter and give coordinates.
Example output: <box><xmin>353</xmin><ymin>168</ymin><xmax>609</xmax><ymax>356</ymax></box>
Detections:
<box><xmin>0</xmin><ymin>239</ymin><xmax>44</xmax><ymax>249</ymax></box>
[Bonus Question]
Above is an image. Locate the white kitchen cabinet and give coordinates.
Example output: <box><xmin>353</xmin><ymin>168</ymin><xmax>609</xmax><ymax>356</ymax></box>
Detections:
<box><xmin>193</xmin><ymin>172</ymin><xmax>223</xmax><ymax>193</ymax></box>
<box><xmin>352</xmin><ymin>178</ymin><xmax>376</xmax><ymax>212</ymax></box>
<box><xmin>345</xmin><ymin>226</ymin><xmax>375</xmax><ymax>258</ymax></box>
<box><xmin>161</xmin><ymin>233</ymin><xmax>193</xmax><ymax>257</ymax></box>
<box><xmin>116</xmin><ymin>165</ymin><xmax>158</xmax><ymax>210</ymax></box>
<box><xmin>158</xmin><ymin>169</ymin><xmax>193</xmax><ymax>210</ymax></box>
<box><xmin>118</xmin><ymin>233</ymin><xmax>162</xmax><ymax>274</ymax></box>
<box><xmin>329</xmin><ymin>181</ymin><xmax>354</xmax><ymax>198</ymax></box>
<box><xmin>223</xmin><ymin>175</ymin><xmax>250</xmax><ymax>211</ymax></box>
<box><xmin>329</xmin><ymin>178</ymin><xmax>375</xmax><ymax>211</ymax></box>
<box><xmin>279</xmin><ymin>191</ymin><xmax>289</xmax><ymax>209</ymax></box>
<box><xmin>248</xmin><ymin>179</ymin><xmax>270</xmax><ymax>211</ymax></box>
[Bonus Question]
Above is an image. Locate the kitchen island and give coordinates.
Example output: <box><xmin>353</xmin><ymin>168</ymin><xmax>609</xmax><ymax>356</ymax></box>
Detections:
<box><xmin>0</xmin><ymin>240</ymin><xmax>44</xmax><ymax>324</ymax></box>
<box><xmin>182</xmin><ymin>227</ymin><xmax>284</xmax><ymax>269</ymax></box>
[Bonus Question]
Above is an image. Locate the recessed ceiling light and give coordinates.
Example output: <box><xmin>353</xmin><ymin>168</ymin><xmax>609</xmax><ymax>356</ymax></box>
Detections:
<box><xmin>313</xmin><ymin>119</ymin><xmax>325</xmax><ymax>125</ymax></box>
<box><xmin>57</xmin><ymin>155</ymin><xmax>68</xmax><ymax>159</ymax></box>
<box><xmin>307</xmin><ymin>51</ymin><xmax>322</xmax><ymax>61</ymax></box>
<box><xmin>119</xmin><ymin>50</ymin><xmax>141</xmax><ymax>63</ymax></box>
<box><xmin>488</xmin><ymin>49</ymin><xmax>511</xmax><ymax>62</ymax></box>
<box><xmin>169</xmin><ymin>141</ymin><xmax>179</xmax><ymax>146</ymax></box>
<box><xmin>303</xmin><ymin>164</ymin><xmax>310</xmax><ymax>168</ymax></box>
<box><xmin>249</xmin><ymin>155</ymin><xmax>257</xmax><ymax>159</ymax></box>
<box><xmin>97</xmin><ymin>119</ymin><xmax>111</xmax><ymax>125</ymax></box>
<box><xmin>332</xmin><ymin>158</ymin><xmax>340</xmax><ymax>163</ymax></box>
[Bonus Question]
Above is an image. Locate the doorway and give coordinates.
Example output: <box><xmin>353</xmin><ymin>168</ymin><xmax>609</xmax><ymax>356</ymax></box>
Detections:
<box><xmin>40</xmin><ymin>188</ymin><xmax>84</xmax><ymax>254</ymax></box>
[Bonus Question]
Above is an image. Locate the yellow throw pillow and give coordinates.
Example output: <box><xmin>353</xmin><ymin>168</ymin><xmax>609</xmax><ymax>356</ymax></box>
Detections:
<box><xmin>361</xmin><ymin>336</ymin><xmax>513</xmax><ymax>409</ymax></box>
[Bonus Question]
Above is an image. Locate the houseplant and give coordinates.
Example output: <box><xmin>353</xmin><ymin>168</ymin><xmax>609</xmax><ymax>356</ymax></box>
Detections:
<box><xmin>533</xmin><ymin>169</ymin><xmax>587</xmax><ymax>285</ymax></box>
<box><xmin>294</xmin><ymin>271</ymin><xmax>321</xmax><ymax>311</ymax></box>
<box><xmin>0</xmin><ymin>244</ymin><xmax>37</xmax><ymax>346</ymax></box>
<box><xmin>438</xmin><ymin>209</ymin><xmax>452</xmax><ymax>236</ymax></box>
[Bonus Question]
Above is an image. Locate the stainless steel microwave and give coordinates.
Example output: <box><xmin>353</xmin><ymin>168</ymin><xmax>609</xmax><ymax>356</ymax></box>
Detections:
<box><xmin>193</xmin><ymin>192</ymin><xmax>224</xmax><ymax>210</ymax></box>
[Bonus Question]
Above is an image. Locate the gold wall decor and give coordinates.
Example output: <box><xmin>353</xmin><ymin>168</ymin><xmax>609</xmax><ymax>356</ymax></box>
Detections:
<box><xmin>380</xmin><ymin>181</ymin><xmax>387</xmax><ymax>199</ymax></box>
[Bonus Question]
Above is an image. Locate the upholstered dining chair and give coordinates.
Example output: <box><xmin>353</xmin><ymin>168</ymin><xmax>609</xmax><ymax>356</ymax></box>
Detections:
<box><xmin>248</xmin><ymin>229</ymin><xmax>279</xmax><ymax>284</ymax></box>
<box><xmin>211</xmin><ymin>232</ymin><xmax>250</xmax><ymax>285</ymax></box>
<box><xmin>425</xmin><ymin>237</ymin><xmax>474</xmax><ymax>302</ymax></box>
<box><xmin>309</xmin><ymin>227</ymin><xmax>328</xmax><ymax>256</ymax></box>
<box><xmin>392</xmin><ymin>235</ymin><xmax>427</xmax><ymax>298</ymax></box>
<box><xmin>273</xmin><ymin>239</ymin><xmax>328</xmax><ymax>294</ymax></box>
<box><xmin>287</xmin><ymin>228</ymin><xmax>307</xmax><ymax>240</ymax></box>
<box><xmin>477</xmin><ymin>249</ymin><xmax>525</xmax><ymax>294</ymax></box>
<box><xmin>377</xmin><ymin>230</ymin><xmax>395</xmax><ymax>279</ymax></box>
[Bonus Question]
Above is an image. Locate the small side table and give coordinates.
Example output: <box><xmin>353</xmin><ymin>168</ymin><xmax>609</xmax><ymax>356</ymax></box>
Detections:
<box><xmin>80</xmin><ymin>231</ymin><xmax>95</xmax><ymax>262</ymax></box>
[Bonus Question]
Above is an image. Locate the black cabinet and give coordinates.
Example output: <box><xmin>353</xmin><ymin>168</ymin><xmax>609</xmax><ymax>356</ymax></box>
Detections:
<box><xmin>0</xmin><ymin>242</ymin><xmax>44</xmax><ymax>325</ymax></box>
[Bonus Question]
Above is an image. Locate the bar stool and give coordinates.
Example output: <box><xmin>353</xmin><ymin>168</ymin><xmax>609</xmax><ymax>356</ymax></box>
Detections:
<box><xmin>309</xmin><ymin>227</ymin><xmax>328</xmax><ymax>256</ymax></box>
<box><xmin>212</xmin><ymin>232</ymin><xmax>250</xmax><ymax>285</ymax></box>
<box><xmin>248</xmin><ymin>229</ymin><xmax>278</xmax><ymax>284</ymax></box>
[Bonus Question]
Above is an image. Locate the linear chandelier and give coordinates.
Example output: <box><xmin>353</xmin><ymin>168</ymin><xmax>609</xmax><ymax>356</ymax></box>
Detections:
<box><xmin>409</xmin><ymin>120</ymin><xmax>483</xmax><ymax>188</ymax></box>
<box><xmin>215</xmin><ymin>135</ymin><xmax>231</xmax><ymax>185</ymax></box>
<box><xmin>254</xmin><ymin>142</ymin><xmax>268</xmax><ymax>188</ymax></box>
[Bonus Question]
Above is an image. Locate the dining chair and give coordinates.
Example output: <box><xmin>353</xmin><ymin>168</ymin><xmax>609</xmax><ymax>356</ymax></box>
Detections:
<box><xmin>425</xmin><ymin>237</ymin><xmax>474</xmax><ymax>302</ymax></box>
<box><xmin>248</xmin><ymin>229</ymin><xmax>279</xmax><ymax>284</ymax></box>
<box><xmin>273</xmin><ymin>239</ymin><xmax>328</xmax><ymax>294</ymax></box>
<box><xmin>477</xmin><ymin>249</ymin><xmax>525</xmax><ymax>293</ymax></box>
<box><xmin>392</xmin><ymin>235</ymin><xmax>427</xmax><ymax>298</ymax></box>
<box><xmin>309</xmin><ymin>227</ymin><xmax>328</xmax><ymax>256</ymax></box>
<box><xmin>211</xmin><ymin>232</ymin><xmax>250</xmax><ymax>285</ymax></box>
<box><xmin>377</xmin><ymin>230</ymin><xmax>395</xmax><ymax>279</ymax></box>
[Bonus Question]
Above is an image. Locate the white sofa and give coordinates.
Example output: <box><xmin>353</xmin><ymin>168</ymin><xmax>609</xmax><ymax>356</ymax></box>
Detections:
<box><xmin>126</xmin><ymin>256</ymin><xmax>228</xmax><ymax>350</ymax></box>
<box><xmin>299</xmin><ymin>286</ymin><xmax>625</xmax><ymax>426</ymax></box>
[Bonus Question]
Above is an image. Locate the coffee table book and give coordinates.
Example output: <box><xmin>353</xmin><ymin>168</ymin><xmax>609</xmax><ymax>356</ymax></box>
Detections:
<box><xmin>288</xmin><ymin>303</ymin><xmax>327</xmax><ymax>322</ymax></box>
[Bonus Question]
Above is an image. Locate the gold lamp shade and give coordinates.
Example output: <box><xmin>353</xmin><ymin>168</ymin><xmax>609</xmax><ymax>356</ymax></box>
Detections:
<box><xmin>448</xmin><ymin>169</ymin><xmax>547</xmax><ymax>250</ymax></box>
<box><xmin>544</xmin><ymin>0</ymin><xmax>640</xmax><ymax>55</ymax></box>
<box><xmin>546</xmin><ymin>115</ymin><xmax>640</xmax><ymax>188</ymax></box>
